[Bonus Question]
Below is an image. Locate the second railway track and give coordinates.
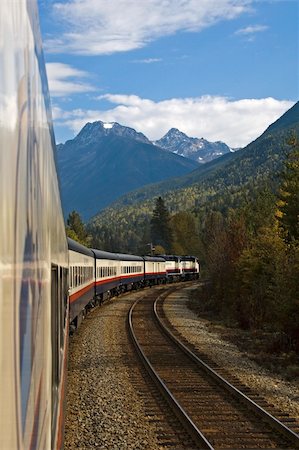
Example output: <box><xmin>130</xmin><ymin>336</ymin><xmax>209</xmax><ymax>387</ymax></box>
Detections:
<box><xmin>129</xmin><ymin>285</ymin><xmax>299</xmax><ymax>449</ymax></box>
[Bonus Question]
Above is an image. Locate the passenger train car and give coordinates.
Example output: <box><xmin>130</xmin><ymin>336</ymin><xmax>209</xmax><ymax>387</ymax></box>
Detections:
<box><xmin>67</xmin><ymin>239</ymin><xmax>200</xmax><ymax>332</ymax></box>
<box><xmin>0</xmin><ymin>1</ymin><xmax>69</xmax><ymax>448</ymax></box>
<box><xmin>0</xmin><ymin>1</ymin><xmax>200</xmax><ymax>448</ymax></box>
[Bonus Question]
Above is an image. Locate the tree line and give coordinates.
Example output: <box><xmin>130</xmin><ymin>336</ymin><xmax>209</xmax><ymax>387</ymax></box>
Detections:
<box><xmin>66</xmin><ymin>140</ymin><xmax>299</xmax><ymax>351</ymax></box>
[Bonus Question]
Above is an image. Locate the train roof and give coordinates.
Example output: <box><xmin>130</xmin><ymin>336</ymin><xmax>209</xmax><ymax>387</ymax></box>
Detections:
<box><xmin>180</xmin><ymin>255</ymin><xmax>199</xmax><ymax>261</ymax></box>
<box><xmin>156</xmin><ymin>254</ymin><xmax>181</xmax><ymax>262</ymax></box>
<box><xmin>92</xmin><ymin>248</ymin><xmax>143</xmax><ymax>262</ymax></box>
<box><xmin>67</xmin><ymin>237</ymin><xmax>94</xmax><ymax>257</ymax></box>
<box><xmin>143</xmin><ymin>255</ymin><xmax>166</xmax><ymax>262</ymax></box>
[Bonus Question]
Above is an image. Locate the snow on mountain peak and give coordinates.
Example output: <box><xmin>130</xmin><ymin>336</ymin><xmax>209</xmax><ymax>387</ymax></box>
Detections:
<box><xmin>103</xmin><ymin>122</ymin><xmax>114</xmax><ymax>129</ymax></box>
<box><xmin>154</xmin><ymin>128</ymin><xmax>233</xmax><ymax>164</ymax></box>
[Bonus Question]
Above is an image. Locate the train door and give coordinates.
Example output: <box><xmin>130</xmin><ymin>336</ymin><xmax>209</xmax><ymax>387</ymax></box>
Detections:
<box><xmin>51</xmin><ymin>264</ymin><xmax>68</xmax><ymax>448</ymax></box>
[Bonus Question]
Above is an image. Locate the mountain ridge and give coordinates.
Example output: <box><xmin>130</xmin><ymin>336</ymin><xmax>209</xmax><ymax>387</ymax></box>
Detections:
<box><xmin>154</xmin><ymin>127</ymin><xmax>234</xmax><ymax>163</ymax></box>
<box><xmin>56</xmin><ymin>126</ymin><xmax>199</xmax><ymax>220</ymax></box>
<box><xmin>88</xmin><ymin>101</ymin><xmax>299</xmax><ymax>253</ymax></box>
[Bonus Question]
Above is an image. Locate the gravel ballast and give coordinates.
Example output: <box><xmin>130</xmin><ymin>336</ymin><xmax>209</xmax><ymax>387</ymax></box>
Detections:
<box><xmin>65</xmin><ymin>284</ymin><xmax>299</xmax><ymax>448</ymax></box>
<box><xmin>163</xmin><ymin>284</ymin><xmax>299</xmax><ymax>421</ymax></box>
<box><xmin>64</xmin><ymin>292</ymin><xmax>162</xmax><ymax>450</ymax></box>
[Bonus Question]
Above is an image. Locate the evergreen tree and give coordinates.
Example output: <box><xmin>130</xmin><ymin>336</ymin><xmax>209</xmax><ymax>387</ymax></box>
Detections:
<box><xmin>171</xmin><ymin>212</ymin><xmax>201</xmax><ymax>255</ymax></box>
<box><xmin>66</xmin><ymin>210</ymin><xmax>91</xmax><ymax>246</ymax></box>
<box><xmin>276</xmin><ymin>138</ymin><xmax>299</xmax><ymax>243</ymax></box>
<box><xmin>150</xmin><ymin>197</ymin><xmax>173</xmax><ymax>252</ymax></box>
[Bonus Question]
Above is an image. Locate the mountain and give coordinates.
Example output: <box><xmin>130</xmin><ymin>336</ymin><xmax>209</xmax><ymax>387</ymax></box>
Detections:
<box><xmin>88</xmin><ymin>101</ymin><xmax>299</xmax><ymax>253</ymax></box>
<box><xmin>154</xmin><ymin>128</ymin><xmax>234</xmax><ymax>163</ymax></box>
<box><xmin>56</xmin><ymin>121</ymin><xmax>199</xmax><ymax>220</ymax></box>
<box><xmin>70</xmin><ymin>121</ymin><xmax>152</xmax><ymax>146</ymax></box>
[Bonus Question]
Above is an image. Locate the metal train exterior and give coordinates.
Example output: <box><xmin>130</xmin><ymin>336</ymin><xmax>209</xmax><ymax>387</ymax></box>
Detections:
<box><xmin>0</xmin><ymin>1</ymin><xmax>200</xmax><ymax>448</ymax></box>
<box><xmin>0</xmin><ymin>1</ymin><xmax>69</xmax><ymax>448</ymax></box>
<box><xmin>68</xmin><ymin>239</ymin><xmax>199</xmax><ymax>331</ymax></box>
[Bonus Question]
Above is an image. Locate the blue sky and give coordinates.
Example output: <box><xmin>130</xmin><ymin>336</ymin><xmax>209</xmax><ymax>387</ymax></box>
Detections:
<box><xmin>38</xmin><ymin>0</ymin><xmax>298</xmax><ymax>147</ymax></box>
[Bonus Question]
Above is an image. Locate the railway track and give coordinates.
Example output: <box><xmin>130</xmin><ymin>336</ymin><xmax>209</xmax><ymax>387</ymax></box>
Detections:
<box><xmin>129</xmin><ymin>286</ymin><xmax>299</xmax><ymax>449</ymax></box>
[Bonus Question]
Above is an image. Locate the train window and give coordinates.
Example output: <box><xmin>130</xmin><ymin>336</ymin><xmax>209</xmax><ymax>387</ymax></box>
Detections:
<box><xmin>60</xmin><ymin>266</ymin><xmax>68</xmax><ymax>345</ymax></box>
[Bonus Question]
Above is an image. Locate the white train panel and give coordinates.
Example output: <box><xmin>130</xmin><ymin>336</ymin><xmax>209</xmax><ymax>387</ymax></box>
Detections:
<box><xmin>0</xmin><ymin>1</ymin><xmax>68</xmax><ymax>448</ymax></box>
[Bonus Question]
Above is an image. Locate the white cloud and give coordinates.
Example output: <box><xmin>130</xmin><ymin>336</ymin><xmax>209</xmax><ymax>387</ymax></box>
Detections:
<box><xmin>46</xmin><ymin>62</ymin><xmax>95</xmax><ymax>97</ymax></box>
<box><xmin>235</xmin><ymin>24</ymin><xmax>269</xmax><ymax>35</ymax></box>
<box><xmin>46</xmin><ymin>0</ymin><xmax>252</xmax><ymax>55</ymax></box>
<box><xmin>53</xmin><ymin>94</ymin><xmax>294</xmax><ymax>148</ymax></box>
<box><xmin>133</xmin><ymin>58</ymin><xmax>162</xmax><ymax>64</ymax></box>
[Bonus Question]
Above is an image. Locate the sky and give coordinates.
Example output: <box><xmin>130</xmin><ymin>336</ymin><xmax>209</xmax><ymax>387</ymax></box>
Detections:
<box><xmin>38</xmin><ymin>0</ymin><xmax>298</xmax><ymax>148</ymax></box>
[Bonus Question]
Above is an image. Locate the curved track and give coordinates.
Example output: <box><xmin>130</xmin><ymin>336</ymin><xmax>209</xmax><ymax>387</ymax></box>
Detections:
<box><xmin>129</xmin><ymin>286</ymin><xmax>299</xmax><ymax>449</ymax></box>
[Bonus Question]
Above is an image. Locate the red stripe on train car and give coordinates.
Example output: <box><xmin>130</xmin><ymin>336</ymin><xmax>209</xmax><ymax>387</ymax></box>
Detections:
<box><xmin>95</xmin><ymin>276</ymin><xmax>120</xmax><ymax>286</ymax></box>
<box><xmin>95</xmin><ymin>273</ymin><xmax>143</xmax><ymax>286</ymax></box>
<box><xmin>69</xmin><ymin>282</ymin><xmax>94</xmax><ymax>303</ymax></box>
<box><xmin>120</xmin><ymin>273</ymin><xmax>145</xmax><ymax>280</ymax></box>
<box><xmin>145</xmin><ymin>272</ymin><xmax>166</xmax><ymax>276</ymax></box>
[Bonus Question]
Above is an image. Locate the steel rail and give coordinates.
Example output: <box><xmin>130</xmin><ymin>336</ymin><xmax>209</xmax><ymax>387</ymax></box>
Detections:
<box><xmin>154</xmin><ymin>293</ymin><xmax>299</xmax><ymax>448</ymax></box>
<box><xmin>128</xmin><ymin>291</ymin><xmax>214</xmax><ymax>450</ymax></box>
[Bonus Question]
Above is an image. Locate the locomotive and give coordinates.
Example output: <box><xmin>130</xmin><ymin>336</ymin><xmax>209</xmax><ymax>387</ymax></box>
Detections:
<box><xmin>0</xmin><ymin>1</ymin><xmax>199</xmax><ymax>448</ymax></box>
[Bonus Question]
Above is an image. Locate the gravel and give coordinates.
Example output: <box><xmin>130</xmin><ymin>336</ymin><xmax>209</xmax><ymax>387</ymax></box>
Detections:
<box><xmin>163</xmin><ymin>284</ymin><xmax>299</xmax><ymax>421</ymax></box>
<box><xmin>65</xmin><ymin>283</ymin><xmax>299</xmax><ymax>449</ymax></box>
<box><xmin>64</xmin><ymin>292</ymin><xmax>162</xmax><ymax>450</ymax></box>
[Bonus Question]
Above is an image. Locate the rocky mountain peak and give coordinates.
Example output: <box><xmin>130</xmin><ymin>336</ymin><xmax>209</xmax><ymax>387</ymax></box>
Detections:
<box><xmin>154</xmin><ymin>128</ymin><xmax>233</xmax><ymax>164</ymax></box>
<box><xmin>71</xmin><ymin>120</ymin><xmax>151</xmax><ymax>147</ymax></box>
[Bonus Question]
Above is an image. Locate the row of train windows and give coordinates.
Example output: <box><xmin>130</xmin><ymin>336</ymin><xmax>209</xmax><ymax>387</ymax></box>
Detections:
<box><xmin>96</xmin><ymin>266</ymin><xmax>117</xmax><ymax>278</ymax></box>
<box><xmin>70</xmin><ymin>266</ymin><xmax>93</xmax><ymax>288</ymax></box>
<box><xmin>70</xmin><ymin>264</ymin><xmax>146</xmax><ymax>287</ymax></box>
<box><xmin>122</xmin><ymin>266</ymin><xmax>142</xmax><ymax>274</ymax></box>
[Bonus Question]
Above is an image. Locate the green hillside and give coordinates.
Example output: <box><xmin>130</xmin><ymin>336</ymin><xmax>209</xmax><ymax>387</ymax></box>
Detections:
<box><xmin>88</xmin><ymin>102</ymin><xmax>299</xmax><ymax>254</ymax></box>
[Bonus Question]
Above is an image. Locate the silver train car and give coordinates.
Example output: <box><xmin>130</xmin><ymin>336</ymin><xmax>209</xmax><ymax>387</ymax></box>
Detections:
<box><xmin>0</xmin><ymin>1</ymin><xmax>69</xmax><ymax>448</ymax></box>
<box><xmin>67</xmin><ymin>241</ymin><xmax>200</xmax><ymax>334</ymax></box>
<box><xmin>68</xmin><ymin>239</ymin><xmax>169</xmax><ymax>330</ymax></box>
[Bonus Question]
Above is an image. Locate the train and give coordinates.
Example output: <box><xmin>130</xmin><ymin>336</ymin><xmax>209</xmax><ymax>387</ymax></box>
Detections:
<box><xmin>0</xmin><ymin>1</ymin><xmax>199</xmax><ymax>449</ymax></box>
<box><xmin>68</xmin><ymin>238</ymin><xmax>199</xmax><ymax>329</ymax></box>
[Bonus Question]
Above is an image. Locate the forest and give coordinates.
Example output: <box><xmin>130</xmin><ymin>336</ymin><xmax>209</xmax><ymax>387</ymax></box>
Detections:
<box><xmin>67</xmin><ymin>136</ymin><xmax>299</xmax><ymax>361</ymax></box>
